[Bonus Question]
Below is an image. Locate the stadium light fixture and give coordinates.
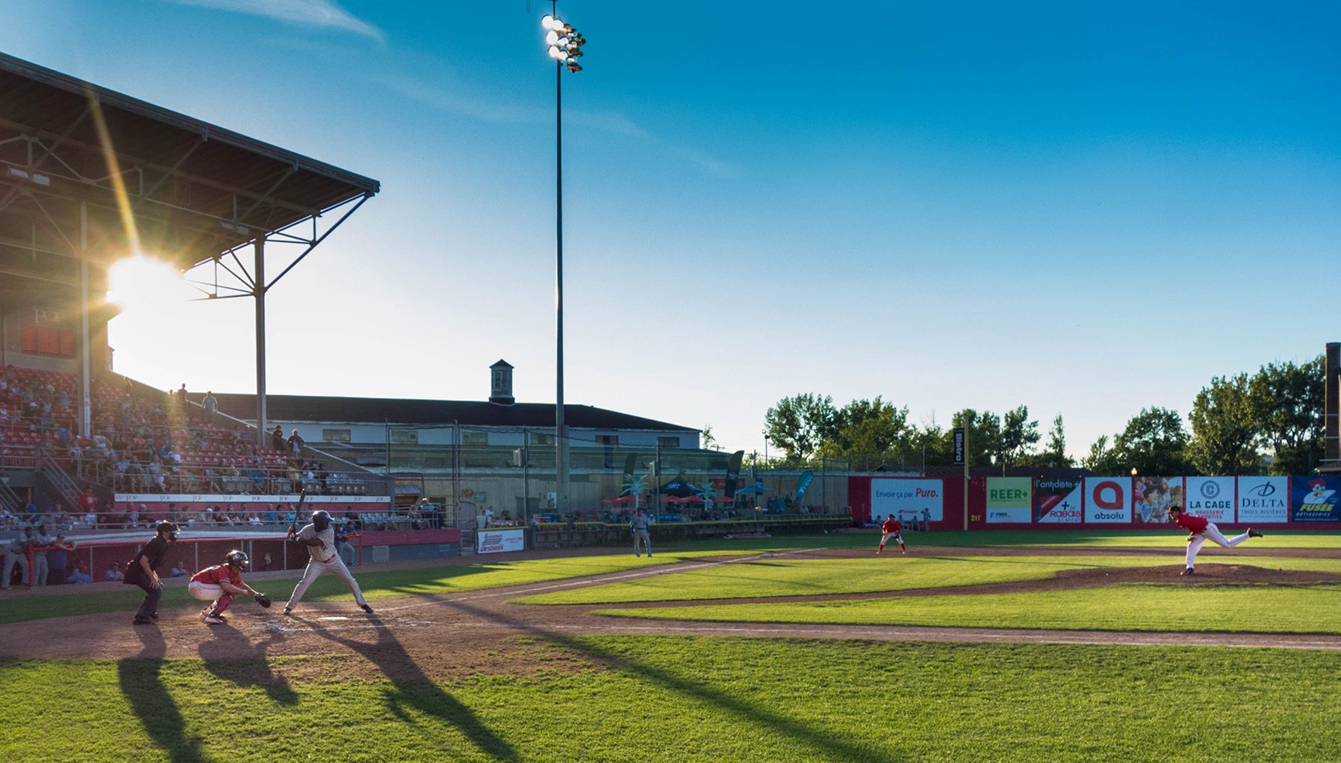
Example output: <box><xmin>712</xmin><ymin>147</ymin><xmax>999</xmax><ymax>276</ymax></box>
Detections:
<box><xmin>541</xmin><ymin>3</ymin><xmax>588</xmax><ymax>518</ymax></box>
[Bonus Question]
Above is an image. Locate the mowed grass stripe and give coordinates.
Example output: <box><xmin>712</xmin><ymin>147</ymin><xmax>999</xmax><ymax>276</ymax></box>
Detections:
<box><xmin>519</xmin><ymin>555</ymin><xmax>1341</xmax><ymax>605</ymax></box>
<box><xmin>598</xmin><ymin>583</ymin><xmax>1341</xmax><ymax>634</ymax></box>
<box><xmin>2</xmin><ymin>637</ymin><xmax>1340</xmax><ymax>762</ymax></box>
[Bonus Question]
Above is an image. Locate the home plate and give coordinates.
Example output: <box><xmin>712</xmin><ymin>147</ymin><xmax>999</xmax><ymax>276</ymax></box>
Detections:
<box><xmin>318</xmin><ymin>616</ymin><xmax>350</xmax><ymax>622</ymax></box>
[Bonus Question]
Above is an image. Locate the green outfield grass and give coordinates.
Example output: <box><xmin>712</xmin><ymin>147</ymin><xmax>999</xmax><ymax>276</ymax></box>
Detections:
<box><xmin>597</xmin><ymin>583</ymin><xmax>1341</xmax><ymax>634</ymax></box>
<box><xmin>519</xmin><ymin>554</ymin><xmax>1341</xmax><ymax>605</ymax></box>
<box><xmin>0</xmin><ymin>550</ymin><xmax>758</xmax><ymax>626</ymax></box>
<box><xmin>908</xmin><ymin>529</ymin><xmax>1341</xmax><ymax>548</ymax></box>
<box><xmin>2</xmin><ymin>636</ymin><xmax>1339</xmax><ymax>762</ymax></box>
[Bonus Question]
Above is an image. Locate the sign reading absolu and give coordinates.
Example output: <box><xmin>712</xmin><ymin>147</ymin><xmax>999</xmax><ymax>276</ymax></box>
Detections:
<box><xmin>477</xmin><ymin>528</ymin><xmax>525</xmax><ymax>554</ymax></box>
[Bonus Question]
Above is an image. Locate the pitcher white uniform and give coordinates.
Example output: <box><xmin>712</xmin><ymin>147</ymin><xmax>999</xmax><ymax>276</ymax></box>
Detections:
<box><xmin>285</xmin><ymin>522</ymin><xmax>370</xmax><ymax>612</ymax></box>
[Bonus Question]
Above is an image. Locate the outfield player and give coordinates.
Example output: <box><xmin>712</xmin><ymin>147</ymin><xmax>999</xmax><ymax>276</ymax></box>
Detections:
<box><xmin>189</xmin><ymin>550</ymin><xmax>262</xmax><ymax>624</ymax></box>
<box><xmin>877</xmin><ymin>516</ymin><xmax>906</xmax><ymax>555</ymax></box>
<box><xmin>631</xmin><ymin>508</ymin><xmax>652</xmax><ymax>557</ymax></box>
<box><xmin>284</xmin><ymin>510</ymin><xmax>373</xmax><ymax>615</ymax></box>
<box><xmin>1168</xmin><ymin>505</ymin><xmax>1262</xmax><ymax>575</ymax></box>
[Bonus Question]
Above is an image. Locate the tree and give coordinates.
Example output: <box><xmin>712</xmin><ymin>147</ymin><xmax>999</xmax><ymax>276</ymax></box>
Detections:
<box><xmin>1081</xmin><ymin>434</ymin><xmax>1121</xmax><ymax>474</ymax></box>
<box><xmin>701</xmin><ymin>425</ymin><xmax>718</xmax><ymax>451</ymax></box>
<box><xmin>1019</xmin><ymin>413</ymin><xmax>1072</xmax><ymax>468</ymax></box>
<box><xmin>999</xmin><ymin>405</ymin><xmax>1041</xmax><ymax>468</ymax></box>
<box><xmin>821</xmin><ymin>397</ymin><xmax>911</xmax><ymax>458</ymax></box>
<box><xmin>1249</xmin><ymin>357</ymin><xmax>1324</xmax><ymax>475</ymax></box>
<box><xmin>1111</xmin><ymin>407</ymin><xmax>1193</xmax><ymax>475</ymax></box>
<box><xmin>1187</xmin><ymin>374</ymin><xmax>1262</xmax><ymax>475</ymax></box>
<box><xmin>764</xmin><ymin>393</ymin><xmax>838</xmax><ymax>462</ymax></box>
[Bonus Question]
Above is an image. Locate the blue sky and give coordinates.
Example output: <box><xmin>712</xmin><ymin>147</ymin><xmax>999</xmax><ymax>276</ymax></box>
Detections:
<box><xmin>4</xmin><ymin>0</ymin><xmax>1338</xmax><ymax>456</ymax></box>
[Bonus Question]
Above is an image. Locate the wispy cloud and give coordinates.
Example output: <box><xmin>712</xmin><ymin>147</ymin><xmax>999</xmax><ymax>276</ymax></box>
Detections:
<box><xmin>374</xmin><ymin>76</ymin><xmax>738</xmax><ymax>177</ymax></box>
<box><xmin>166</xmin><ymin>0</ymin><xmax>384</xmax><ymax>41</ymax></box>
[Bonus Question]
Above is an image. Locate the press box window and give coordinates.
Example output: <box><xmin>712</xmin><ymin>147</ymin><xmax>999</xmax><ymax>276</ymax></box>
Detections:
<box><xmin>390</xmin><ymin>430</ymin><xmax>419</xmax><ymax>445</ymax></box>
<box><xmin>322</xmin><ymin>429</ymin><xmax>351</xmax><ymax>443</ymax></box>
<box><xmin>657</xmin><ymin>436</ymin><xmax>680</xmax><ymax>449</ymax></box>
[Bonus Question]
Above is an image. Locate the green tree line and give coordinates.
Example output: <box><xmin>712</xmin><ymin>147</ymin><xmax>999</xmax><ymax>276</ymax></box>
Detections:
<box><xmin>761</xmin><ymin>356</ymin><xmax>1325</xmax><ymax>476</ymax></box>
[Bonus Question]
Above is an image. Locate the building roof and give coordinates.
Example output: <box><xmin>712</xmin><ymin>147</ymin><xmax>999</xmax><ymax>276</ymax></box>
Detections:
<box><xmin>212</xmin><ymin>393</ymin><xmax>697</xmax><ymax>433</ymax></box>
<box><xmin>0</xmin><ymin>51</ymin><xmax>378</xmax><ymax>271</ymax></box>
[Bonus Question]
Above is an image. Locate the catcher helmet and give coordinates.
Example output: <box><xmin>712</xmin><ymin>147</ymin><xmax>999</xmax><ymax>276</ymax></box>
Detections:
<box><xmin>312</xmin><ymin>510</ymin><xmax>331</xmax><ymax>532</ymax></box>
<box><xmin>156</xmin><ymin>520</ymin><xmax>179</xmax><ymax>541</ymax></box>
<box><xmin>225</xmin><ymin>549</ymin><xmax>249</xmax><ymax>570</ymax></box>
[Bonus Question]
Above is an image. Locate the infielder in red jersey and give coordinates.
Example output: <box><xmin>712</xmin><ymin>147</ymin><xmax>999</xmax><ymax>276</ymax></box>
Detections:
<box><xmin>189</xmin><ymin>550</ymin><xmax>261</xmax><ymax>624</ymax></box>
<box><xmin>1167</xmin><ymin>505</ymin><xmax>1262</xmax><ymax>575</ymax></box>
<box><xmin>877</xmin><ymin>517</ymin><xmax>906</xmax><ymax>555</ymax></box>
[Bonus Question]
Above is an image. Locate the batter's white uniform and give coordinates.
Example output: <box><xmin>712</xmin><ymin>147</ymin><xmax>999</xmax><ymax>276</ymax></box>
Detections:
<box><xmin>286</xmin><ymin>523</ymin><xmax>368</xmax><ymax>609</ymax></box>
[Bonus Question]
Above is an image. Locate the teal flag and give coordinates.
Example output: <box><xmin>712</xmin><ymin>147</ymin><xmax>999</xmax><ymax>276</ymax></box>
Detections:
<box><xmin>796</xmin><ymin>470</ymin><xmax>816</xmax><ymax>501</ymax></box>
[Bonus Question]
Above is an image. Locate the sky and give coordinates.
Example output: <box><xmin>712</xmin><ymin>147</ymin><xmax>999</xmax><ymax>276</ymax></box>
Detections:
<box><xmin>3</xmin><ymin>0</ymin><xmax>1338</xmax><ymax>458</ymax></box>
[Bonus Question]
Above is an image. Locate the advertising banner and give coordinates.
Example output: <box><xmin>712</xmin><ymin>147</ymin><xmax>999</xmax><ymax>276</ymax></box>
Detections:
<box><xmin>1291</xmin><ymin>476</ymin><xmax>1341</xmax><ymax>523</ymax></box>
<box><xmin>1134</xmin><ymin>477</ymin><xmax>1184</xmax><ymax>523</ymax></box>
<box><xmin>1085</xmin><ymin>477</ymin><xmax>1131</xmax><ymax>523</ymax></box>
<box><xmin>985</xmin><ymin>477</ymin><xmax>1032</xmax><ymax>523</ymax></box>
<box><xmin>1237</xmin><ymin>476</ymin><xmax>1288</xmax><ymax>524</ymax></box>
<box><xmin>1034</xmin><ymin>476</ymin><xmax>1082</xmax><ymax>524</ymax></box>
<box><xmin>477</xmin><ymin>528</ymin><xmax>525</xmax><ymax>554</ymax></box>
<box><xmin>953</xmin><ymin>429</ymin><xmax>965</xmax><ymax>465</ymax></box>
<box><xmin>796</xmin><ymin>470</ymin><xmax>816</xmax><ymax>502</ymax></box>
<box><xmin>1184</xmin><ymin>476</ymin><xmax>1235</xmax><ymax>523</ymax></box>
<box><xmin>871</xmin><ymin>479</ymin><xmax>943</xmax><ymax>523</ymax></box>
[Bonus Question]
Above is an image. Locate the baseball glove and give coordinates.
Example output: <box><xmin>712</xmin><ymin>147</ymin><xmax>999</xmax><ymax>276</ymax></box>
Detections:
<box><xmin>254</xmin><ymin>593</ymin><xmax>272</xmax><ymax>608</ymax></box>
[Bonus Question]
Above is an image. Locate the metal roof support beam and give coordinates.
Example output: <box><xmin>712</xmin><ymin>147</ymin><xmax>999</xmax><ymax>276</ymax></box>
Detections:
<box><xmin>265</xmin><ymin>193</ymin><xmax>368</xmax><ymax>291</ymax></box>
<box><xmin>254</xmin><ymin>234</ymin><xmax>267</xmax><ymax>448</ymax></box>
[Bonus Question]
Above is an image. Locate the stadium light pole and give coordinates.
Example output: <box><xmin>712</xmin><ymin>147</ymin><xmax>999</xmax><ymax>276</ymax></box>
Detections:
<box><xmin>541</xmin><ymin>5</ymin><xmax>585</xmax><ymax>516</ymax></box>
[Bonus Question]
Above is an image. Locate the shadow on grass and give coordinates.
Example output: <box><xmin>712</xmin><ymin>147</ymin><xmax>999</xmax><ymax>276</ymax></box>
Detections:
<box><xmin>291</xmin><ymin>612</ymin><xmax>518</xmax><ymax>762</ymax></box>
<box><xmin>117</xmin><ymin>626</ymin><xmax>207</xmax><ymax>763</ymax></box>
<box><xmin>447</xmin><ymin>600</ymin><xmax>900</xmax><ymax>762</ymax></box>
<box><xmin>197</xmin><ymin>622</ymin><xmax>298</xmax><ymax>706</ymax></box>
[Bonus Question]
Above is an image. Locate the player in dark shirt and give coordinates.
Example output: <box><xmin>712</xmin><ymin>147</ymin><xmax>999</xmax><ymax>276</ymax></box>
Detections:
<box><xmin>124</xmin><ymin>521</ymin><xmax>179</xmax><ymax>625</ymax></box>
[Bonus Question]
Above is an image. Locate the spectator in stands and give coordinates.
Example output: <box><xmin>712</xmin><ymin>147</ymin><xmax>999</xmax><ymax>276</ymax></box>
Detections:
<box><xmin>335</xmin><ymin>523</ymin><xmax>355</xmax><ymax>566</ymax></box>
<box><xmin>130</xmin><ymin>504</ymin><xmax>143</xmax><ymax>528</ymax></box>
<box><xmin>287</xmin><ymin>429</ymin><xmax>305</xmax><ymax>455</ymax></box>
<box><xmin>68</xmin><ymin>561</ymin><xmax>92</xmax><ymax>584</ymax></box>
<box><xmin>202</xmin><ymin>390</ymin><xmax>217</xmax><ymax>416</ymax></box>
<box><xmin>105</xmin><ymin>563</ymin><xmax>124</xmax><ymax>582</ymax></box>
<box><xmin>170</xmin><ymin>561</ymin><xmax>189</xmax><ymax>578</ymax></box>
<box><xmin>46</xmin><ymin>535</ymin><xmax>74</xmax><ymax>584</ymax></box>
<box><xmin>23</xmin><ymin>498</ymin><xmax>37</xmax><ymax>521</ymax></box>
<box><xmin>175</xmin><ymin>384</ymin><xmax>188</xmax><ymax>404</ymax></box>
<box><xmin>271</xmin><ymin>425</ymin><xmax>285</xmax><ymax>451</ymax></box>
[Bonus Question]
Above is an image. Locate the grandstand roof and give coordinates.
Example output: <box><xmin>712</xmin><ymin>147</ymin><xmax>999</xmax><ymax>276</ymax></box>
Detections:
<box><xmin>0</xmin><ymin>51</ymin><xmax>378</xmax><ymax>276</ymax></box>
<box><xmin>210</xmin><ymin>393</ymin><xmax>698</xmax><ymax>433</ymax></box>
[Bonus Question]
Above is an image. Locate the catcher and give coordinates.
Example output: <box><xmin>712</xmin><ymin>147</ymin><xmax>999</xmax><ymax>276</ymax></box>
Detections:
<box><xmin>188</xmin><ymin>550</ymin><xmax>270</xmax><ymax>624</ymax></box>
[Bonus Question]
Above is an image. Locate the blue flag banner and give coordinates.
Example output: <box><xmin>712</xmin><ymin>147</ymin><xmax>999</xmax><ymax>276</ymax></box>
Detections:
<box><xmin>796</xmin><ymin>470</ymin><xmax>816</xmax><ymax>502</ymax></box>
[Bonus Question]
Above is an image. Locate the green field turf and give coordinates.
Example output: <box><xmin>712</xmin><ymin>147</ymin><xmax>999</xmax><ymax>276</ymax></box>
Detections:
<box><xmin>597</xmin><ymin>583</ymin><xmax>1341</xmax><ymax>634</ymax></box>
<box><xmin>0</xmin><ymin>550</ymin><xmax>759</xmax><ymax>626</ymax></box>
<box><xmin>518</xmin><ymin>555</ymin><xmax>1341</xmax><ymax>605</ymax></box>
<box><xmin>907</xmin><ymin>529</ymin><xmax>1341</xmax><ymax>549</ymax></box>
<box><xmin>2</xmin><ymin>636</ymin><xmax>1339</xmax><ymax>762</ymax></box>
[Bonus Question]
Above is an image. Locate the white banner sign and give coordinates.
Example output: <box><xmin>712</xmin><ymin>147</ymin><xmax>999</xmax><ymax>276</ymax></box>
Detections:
<box><xmin>1237</xmin><ymin>476</ymin><xmax>1289</xmax><ymax>523</ymax></box>
<box><xmin>1185</xmin><ymin>477</ymin><xmax>1235</xmax><ymax>523</ymax></box>
<box><xmin>1085</xmin><ymin>477</ymin><xmax>1131</xmax><ymax>523</ymax></box>
<box><xmin>871</xmin><ymin>479</ymin><xmax>943</xmax><ymax>523</ymax></box>
<box><xmin>1035</xmin><ymin>478</ymin><xmax>1083</xmax><ymax>524</ymax></box>
<box><xmin>115</xmin><ymin>493</ymin><xmax>391</xmax><ymax>504</ymax></box>
<box><xmin>477</xmin><ymin>528</ymin><xmax>525</xmax><ymax>554</ymax></box>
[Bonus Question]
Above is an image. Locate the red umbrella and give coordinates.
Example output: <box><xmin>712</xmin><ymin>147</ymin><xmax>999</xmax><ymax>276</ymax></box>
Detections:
<box><xmin>602</xmin><ymin>495</ymin><xmax>637</xmax><ymax>504</ymax></box>
<box><xmin>682</xmin><ymin>495</ymin><xmax>706</xmax><ymax>503</ymax></box>
<box><xmin>660</xmin><ymin>495</ymin><xmax>681</xmax><ymax>503</ymax></box>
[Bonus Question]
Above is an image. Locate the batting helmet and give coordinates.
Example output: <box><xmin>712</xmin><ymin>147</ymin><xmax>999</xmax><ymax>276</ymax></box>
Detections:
<box><xmin>225</xmin><ymin>550</ymin><xmax>249</xmax><ymax>570</ymax></box>
<box><xmin>312</xmin><ymin>510</ymin><xmax>331</xmax><ymax>532</ymax></box>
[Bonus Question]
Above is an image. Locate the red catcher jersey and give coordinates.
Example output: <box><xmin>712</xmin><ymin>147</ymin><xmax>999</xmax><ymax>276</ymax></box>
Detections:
<box><xmin>190</xmin><ymin>564</ymin><xmax>241</xmax><ymax>586</ymax></box>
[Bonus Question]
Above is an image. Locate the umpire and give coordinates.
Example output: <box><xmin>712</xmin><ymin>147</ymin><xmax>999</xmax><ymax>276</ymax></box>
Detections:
<box><xmin>123</xmin><ymin>521</ymin><xmax>178</xmax><ymax>625</ymax></box>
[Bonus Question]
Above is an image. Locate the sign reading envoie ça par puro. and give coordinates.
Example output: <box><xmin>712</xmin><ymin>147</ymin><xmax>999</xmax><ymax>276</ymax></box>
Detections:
<box><xmin>870</xmin><ymin>479</ymin><xmax>943</xmax><ymax>523</ymax></box>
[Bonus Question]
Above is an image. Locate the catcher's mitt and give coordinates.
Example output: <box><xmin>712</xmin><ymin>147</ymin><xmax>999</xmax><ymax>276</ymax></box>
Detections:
<box><xmin>254</xmin><ymin>593</ymin><xmax>272</xmax><ymax>608</ymax></box>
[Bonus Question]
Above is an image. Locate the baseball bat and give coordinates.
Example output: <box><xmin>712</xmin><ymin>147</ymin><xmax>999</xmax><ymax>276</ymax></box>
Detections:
<box><xmin>288</xmin><ymin>488</ymin><xmax>308</xmax><ymax>538</ymax></box>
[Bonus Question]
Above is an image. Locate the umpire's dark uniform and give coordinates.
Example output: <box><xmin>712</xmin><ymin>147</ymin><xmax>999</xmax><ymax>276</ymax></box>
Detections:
<box><xmin>123</xmin><ymin>521</ymin><xmax>176</xmax><ymax>624</ymax></box>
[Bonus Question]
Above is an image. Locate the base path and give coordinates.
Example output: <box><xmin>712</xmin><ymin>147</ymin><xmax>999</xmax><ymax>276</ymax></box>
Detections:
<box><xmin>2</xmin><ymin>548</ymin><xmax>1339</xmax><ymax>675</ymax></box>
